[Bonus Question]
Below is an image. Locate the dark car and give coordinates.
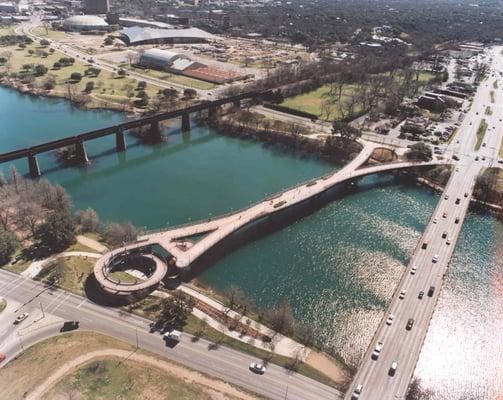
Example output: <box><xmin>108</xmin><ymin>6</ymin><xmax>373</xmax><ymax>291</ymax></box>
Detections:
<box><xmin>60</xmin><ymin>321</ymin><xmax>80</xmax><ymax>332</ymax></box>
<box><xmin>406</xmin><ymin>318</ymin><xmax>414</xmax><ymax>330</ymax></box>
<box><xmin>455</xmin><ymin>217</ymin><xmax>460</xmax><ymax>224</ymax></box>
<box><xmin>428</xmin><ymin>286</ymin><xmax>435</xmax><ymax>297</ymax></box>
<box><xmin>418</xmin><ymin>291</ymin><xmax>424</xmax><ymax>299</ymax></box>
<box><xmin>442</xmin><ymin>231</ymin><xmax>448</xmax><ymax>239</ymax></box>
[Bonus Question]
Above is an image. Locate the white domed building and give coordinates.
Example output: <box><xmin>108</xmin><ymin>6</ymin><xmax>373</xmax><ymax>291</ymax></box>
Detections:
<box><xmin>62</xmin><ymin>15</ymin><xmax>109</xmax><ymax>32</ymax></box>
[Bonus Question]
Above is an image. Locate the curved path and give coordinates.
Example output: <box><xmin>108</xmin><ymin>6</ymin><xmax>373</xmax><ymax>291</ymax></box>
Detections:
<box><xmin>100</xmin><ymin>142</ymin><xmax>447</xmax><ymax>274</ymax></box>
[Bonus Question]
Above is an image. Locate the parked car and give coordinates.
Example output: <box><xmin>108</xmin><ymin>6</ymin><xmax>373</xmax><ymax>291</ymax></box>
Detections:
<box><xmin>249</xmin><ymin>362</ymin><xmax>266</xmax><ymax>374</ymax></box>
<box><xmin>14</xmin><ymin>312</ymin><xmax>29</xmax><ymax>325</ymax></box>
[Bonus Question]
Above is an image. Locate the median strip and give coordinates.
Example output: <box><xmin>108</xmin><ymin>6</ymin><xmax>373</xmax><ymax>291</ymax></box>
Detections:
<box><xmin>475</xmin><ymin>119</ymin><xmax>488</xmax><ymax>151</ymax></box>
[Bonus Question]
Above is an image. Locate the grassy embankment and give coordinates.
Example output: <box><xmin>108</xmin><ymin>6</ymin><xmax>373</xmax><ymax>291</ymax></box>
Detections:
<box><xmin>0</xmin><ymin>332</ymin><xmax>254</xmax><ymax>400</ymax></box>
<box><xmin>0</xmin><ymin>297</ymin><xmax>6</xmax><ymax>313</ymax></box>
<box><xmin>475</xmin><ymin>119</ymin><xmax>488</xmax><ymax>151</ymax></box>
<box><xmin>30</xmin><ymin>26</ymin><xmax>69</xmax><ymax>40</ymax></box>
<box><xmin>281</xmin><ymin>71</ymin><xmax>437</xmax><ymax>120</ymax></box>
<box><xmin>0</xmin><ymin>41</ymin><xmax>162</xmax><ymax>110</ymax></box>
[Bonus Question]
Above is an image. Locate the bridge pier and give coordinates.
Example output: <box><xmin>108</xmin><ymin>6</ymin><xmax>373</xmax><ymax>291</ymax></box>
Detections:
<box><xmin>28</xmin><ymin>153</ymin><xmax>41</xmax><ymax>178</ymax></box>
<box><xmin>233</xmin><ymin>99</ymin><xmax>241</xmax><ymax>107</ymax></box>
<box><xmin>181</xmin><ymin>113</ymin><xmax>191</xmax><ymax>132</ymax></box>
<box><xmin>208</xmin><ymin>106</ymin><xmax>218</xmax><ymax>120</ymax></box>
<box><xmin>75</xmin><ymin>140</ymin><xmax>89</xmax><ymax>165</ymax></box>
<box><xmin>148</xmin><ymin>120</ymin><xmax>163</xmax><ymax>143</ymax></box>
<box><xmin>115</xmin><ymin>128</ymin><xmax>127</xmax><ymax>152</ymax></box>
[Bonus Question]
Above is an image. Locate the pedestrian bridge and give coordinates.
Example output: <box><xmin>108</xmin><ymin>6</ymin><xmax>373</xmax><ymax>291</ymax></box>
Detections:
<box><xmin>94</xmin><ymin>143</ymin><xmax>448</xmax><ymax>296</ymax></box>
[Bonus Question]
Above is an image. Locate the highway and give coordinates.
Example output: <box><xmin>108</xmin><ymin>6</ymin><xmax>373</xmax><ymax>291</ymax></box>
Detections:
<box><xmin>0</xmin><ymin>269</ymin><xmax>343</xmax><ymax>400</ymax></box>
<box><xmin>346</xmin><ymin>46</ymin><xmax>503</xmax><ymax>400</ymax></box>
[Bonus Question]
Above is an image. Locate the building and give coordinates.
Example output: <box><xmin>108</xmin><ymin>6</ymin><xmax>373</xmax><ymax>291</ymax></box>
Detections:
<box><xmin>120</xmin><ymin>26</ymin><xmax>218</xmax><ymax>46</ymax></box>
<box><xmin>118</xmin><ymin>18</ymin><xmax>172</xmax><ymax>29</ymax></box>
<box><xmin>62</xmin><ymin>15</ymin><xmax>109</xmax><ymax>31</ymax></box>
<box><xmin>84</xmin><ymin>0</ymin><xmax>109</xmax><ymax>14</ymax></box>
<box><xmin>138</xmin><ymin>49</ymin><xmax>199</xmax><ymax>72</ymax></box>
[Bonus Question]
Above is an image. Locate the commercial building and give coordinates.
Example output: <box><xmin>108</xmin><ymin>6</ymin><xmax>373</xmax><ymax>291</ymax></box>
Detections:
<box><xmin>62</xmin><ymin>15</ymin><xmax>109</xmax><ymax>31</ymax></box>
<box><xmin>84</xmin><ymin>0</ymin><xmax>109</xmax><ymax>14</ymax></box>
<box><xmin>138</xmin><ymin>49</ymin><xmax>199</xmax><ymax>72</ymax></box>
<box><xmin>120</xmin><ymin>26</ymin><xmax>218</xmax><ymax>46</ymax></box>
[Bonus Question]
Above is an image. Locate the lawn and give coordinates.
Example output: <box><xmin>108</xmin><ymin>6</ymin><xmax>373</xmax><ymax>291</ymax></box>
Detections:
<box><xmin>475</xmin><ymin>119</ymin><xmax>488</xmax><ymax>151</ymax></box>
<box><xmin>0</xmin><ymin>43</ymin><xmax>162</xmax><ymax>110</ymax></box>
<box><xmin>30</xmin><ymin>26</ymin><xmax>68</xmax><ymax>40</ymax></box>
<box><xmin>281</xmin><ymin>70</ymin><xmax>436</xmax><ymax>121</ymax></box>
<box><xmin>45</xmin><ymin>357</ymin><xmax>236</xmax><ymax>400</ymax></box>
<box><xmin>126</xmin><ymin>65</ymin><xmax>217</xmax><ymax>90</ymax></box>
<box><xmin>35</xmin><ymin>256</ymin><xmax>95</xmax><ymax>295</ymax></box>
<box><xmin>0</xmin><ymin>25</ymin><xmax>16</xmax><ymax>36</ymax></box>
<box><xmin>281</xmin><ymin>84</ymin><xmax>360</xmax><ymax>120</ymax></box>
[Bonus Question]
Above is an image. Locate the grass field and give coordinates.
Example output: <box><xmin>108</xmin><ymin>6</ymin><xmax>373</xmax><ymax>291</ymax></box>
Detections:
<box><xmin>30</xmin><ymin>26</ymin><xmax>68</xmax><ymax>40</ymax></box>
<box><xmin>0</xmin><ymin>43</ymin><xmax>162</xmax><ymax>110</ymax></box>
<box><xmin>0</xmin><ymin>25</ymin><xmax>16</xmax><ymax>36</ymax></box>
<box><xmin>475</xmin><ymin>119</ymin><xmax>488</xmax><ymax>151</ymax></box>
<box><xmin>44</xmin><ymin>357</ymin><xmax>238</xmax><ymax>400</ymax></box>
<box><xmin>281</xmin><ymin>71</ymin><xmax>436</xmax><ymax>121</ymax></box>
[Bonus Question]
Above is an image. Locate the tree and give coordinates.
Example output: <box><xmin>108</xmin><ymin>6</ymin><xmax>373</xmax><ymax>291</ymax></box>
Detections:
<box><xmin>40</xmin><ymin>39</ymin><xmax>50</xmax><ymax>47</ymax></box>
<box><xmin>53</xmin><ymin>61</ymin><xmax>61</xmax><ymax>69</ymax></box>
<box><xmin>70</xmin><ymin>72</ymin><xmax>82</xmax><ymax>82</ymax></box>
<box><xmin>104</xmin><ymin>222</ymin><xmax>140</xmax><ymax>246</ymax></box>
<box><xmin>85</xmin><ymin>81</ymin><xmax>95</xmax><ymax>92</ymax></box>
<box><xmin>268</xmin><ymin>299</ymin><xmax>295</xmax><ymax>336</ymax></box>
<box><xmin>34</xmin><ymin>211</ymin><xmax>75</xmax><ymax>252</ymax></box>
<box><xmin>104</xmin><ymin>37</ymin><xmax>114</xmax><ymax>46</ymax></box>
<box><xmin>16</xmin><ymin>202</ymin><xmax>42</xmax><ymax>236</ymax></box>
<box><xmin>157</xmin><ymin>291</ymin><xmax>195</xmax><ymax>330</ymax></box>
<box><xmin>406</xmin><ymin>142</ymin><xmax>432</xmax><ymax>161</ymax></box>
<box><xmin>331</xmin><ymin>121</ymin><xmax>362</xmax><ymax>141</ymax></box>
<box><xmin>33</xmin><ymin>64</ymin><xmax>48</xmax><ymax>76</ymax></box>
<box><xmin>75</xmin><ymin>208</ymin><xmax>101</xmax><ymax>233</ymax></box>
<box><xmin>0</xmin><ymin>229</ymin><xmax>18</xmax><ymax>266</ymax></box>
<box><xmin>183</xmin><ymin>88</ymin><xmax>197</xmax><ymax>99</ymax></box>
<box><xmin>43</xmin><ymin>77</ymin><xmax>56</xmax><ymax>90</ymax></box>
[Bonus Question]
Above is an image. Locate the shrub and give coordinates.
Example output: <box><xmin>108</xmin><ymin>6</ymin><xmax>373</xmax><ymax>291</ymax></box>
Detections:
<box><xmin>75</xmin><ymin>208</ymin><xmax>101</xmax><ymax>233</ymax></box>
<box><xmin>33</xmin><ymin>64</ymin><xmax>48</xmax><ymax>76</ymax></box>
<box><xmin>70</xmin><ymin>72</ymin><xmax>82</xmax><ymax>82</ymax></box>
<box><xmin>53</xmin><ymin>61</ymin><xmax>61</xmax><ymax>69</ymax></box>
<box><xmin>40</xmin><ymin>39</ymin><xmax>50</xmax><ymax>47</ymax></box>
<box><xmin>117</xmin><ymin>68</ymin><xmax>126</xmax><ymax>77</ymax></box>
<box><xmin>34</xmin><ymin>211</ymin><xmax>76</xmax><ymax>253</ymax></box>
<box><xmin>137</xmin><ymin>81</ymin><xmax>147</xmax><ymax>89</ymax></box>
<box><xmin>85</xmin><ymin>81</ymin><xmax>95</xmax><ymax>92</ymax></box>
<box><xmin>43</xmin><ymin>78</ymin><xmax>56</xmax><ymax>90</ymax></box>
<box><xmin>0</xmin><ymin>229</ymin><xmax>19</xmax><ymax>266</ymax></box>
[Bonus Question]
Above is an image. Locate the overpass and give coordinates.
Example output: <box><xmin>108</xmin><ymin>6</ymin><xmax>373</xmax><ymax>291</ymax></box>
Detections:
<box><xmin>94</xmin><ymin>143</ymin><xmax>447</xmax><ymax>297</ymax></box>
<box><xmin>0</xmin><ymin>90</ymin><xmax>267</xmax><ymax>178</ymax></box>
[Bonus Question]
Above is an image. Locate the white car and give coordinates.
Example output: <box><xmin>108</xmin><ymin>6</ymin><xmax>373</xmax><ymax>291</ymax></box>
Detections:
<box><xmin>410</xmin><ymin>265</ymin><xmax>417</xmax><ymax>275</ymax></box>
<box><xmin>389</xmin><ymin>360</ymin><xmax>398</xmax><ymax>376</ymax></box>
<box><xmin>433</xmin><ymin>217</ymin><xmax>438</xmax><ymax>224</ymax></box>
<box><xmin>14</xmin><ymin>312</ymin><xmax>29</xmax><ymax>325</ymax></box>
<box><xmin>432</xmin><ymin>254</ymin><xmax>439</xmax><ymax>263</ymax></box>
<box><xmin>399</xmin><ymin>289</ymin><xmax>406</xmax><ymax>299</ymax></box>
<box><xmin>249</xmin><ymin>362</ymin><xmax>266</xmax><ymax>375</ymax></box>
<box><xmin>386</xmin><ymin>314</ymin><xmax>394</xmax><ymax>326</ymax></box>
<box><xmin>446</xmin><ymin>238</ymin><xmax>452</xmax><ymax>245</ymax></box>
<box><xmin>351</xmin><ymin>384</ymin><xmax>363</xmax><ymax>399</ymax></box>
<box><xmin>371</xmin><ymin>342</ymin><xmax>384</xmax><ymax>360</ymax></box>
<box><xmin>444</xmin><ymin>194</ymin><xmax>449</xmax><ymax>200</ymax></box>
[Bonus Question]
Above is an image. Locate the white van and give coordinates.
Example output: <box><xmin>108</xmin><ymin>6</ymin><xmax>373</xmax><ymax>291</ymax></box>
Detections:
<box><xmin>164</xmin><ymin>330</ymin><xmax>182</xmax><ymax>342</ymax></box>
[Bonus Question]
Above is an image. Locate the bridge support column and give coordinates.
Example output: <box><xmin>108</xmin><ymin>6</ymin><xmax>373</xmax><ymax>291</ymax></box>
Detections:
<box><xmin>181</xmin><ymin>113</ymin><xmax>191</xmax><ymax>132</ymax></box>
<box><xmin>75</xmin><ymin>140</ymin><xmax>89</xmax><ymax>165</ymax></box>
<box><xmin>148</xmin><ymin>121</ymin><xmax>162</xmax><ymax>143</ymax></box>
<box><xmin>28</xmin><ymin>153</ymin><xmax>41</xmax><ymax>178</ymax></box>
<box><xmin>208</xmin><ymin>106</ymin><xmax>218</xmax><ymax>120</ymax></box>
<box><xmin>233</xmin><ymin>99</ymin><xmax>241</xmax><ymax>108</ymax></box>
<box><xmin>115</xmin><ymin>128</ymin><xmax>127</xmax><ymax>152</ymax></box>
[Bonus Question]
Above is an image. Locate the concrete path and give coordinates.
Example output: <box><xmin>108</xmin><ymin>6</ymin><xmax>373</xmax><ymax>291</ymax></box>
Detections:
<box><xmin>21</xmin><ymin>251</ymin><xmax>101</xmax><ymax>279</ymax></box>
<box><xmin>76</xmin><ymin>235</ymin><xmax>108</xmax><ymax>253</ymax></box>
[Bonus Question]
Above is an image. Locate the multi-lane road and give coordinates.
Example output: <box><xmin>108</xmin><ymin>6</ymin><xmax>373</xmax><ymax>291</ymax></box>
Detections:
<box><xmin>346</xmin><ymin>47</ymin><xmax>503</xmax><ymax>400</ymax></box>
<box><xmin>0</xmin><ymin>269</ymin><xmax>343</xmax><ymax>400</ymax></box>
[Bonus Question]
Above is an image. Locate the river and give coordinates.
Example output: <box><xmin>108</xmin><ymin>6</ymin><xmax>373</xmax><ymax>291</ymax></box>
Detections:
<box><xmin>1</xmin><ymin>86</ymin><xmax>502</xmax><ymax>399</ymax></box>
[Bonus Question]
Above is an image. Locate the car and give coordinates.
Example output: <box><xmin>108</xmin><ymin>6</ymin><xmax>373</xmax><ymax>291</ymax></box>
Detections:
<box><xmin>452</xmin><ymin>154</ymin><xmax>460</xmax><ymax>161</ymax></box>
<box><xmin>483</xmin><ymin>143</ymin><xmax>486</xmax><ymax>147</ymax></box>
<box><xmin>455</xmin><ymin>198</ymin><xmax>461</xmax><ymax>205</ymax></box>
<box><xmin>411</xmin><ymin>266</ymin><xmax>417</xmax><ymax>275</ymax></box>
<box><xmin>432</xmin><ymin>254</ymin><xmax>439</xmax><ymax>263</ymax></box>
<box><xmin>464</xmin><ymin>192</ymin><xmax>469</xmax><ymax>197</ymax></box>
<box><xmin>351</xmin><ymin>384</ymin><xmax>363</xmax><ymax>399</ymax></box>
<box><xmin>443</xmin><ymin>212</ymin><xmax>448</xmax><ymax>218</ymax></box>
<box><xmin>442</xmin><ymin>231</ymin><xmax>448</xmax><ymax>239</ymax></box>
<box><xmin>422</xmin><ymin>241</ymin><xmax>428</xmax><ymax>249</ymax></box>
<box><xmin>455</xmin><ymin>217</ymin><xmax>460</xmax><ymax>224</ymax></box>
<box><xmin>455</xmin><ymin>167</ymin><xmax>459</xmax><ymax>172</ymax></box>
<box><xmin>433</xmin><ymin>217</ymin><xmax>438</xmax><ymax>224</ymax></box>
<box><xmin>418</xmin><ymin>291</ymin><xmax>424</xmax><ymax>299</ymax></box>
<box><xmin>371</xmin><ymin>342</ymin><xmax>384</xmax><ymax>360</ymax></box>
<box><xmin>428</xmin><ymin>286</ymin><xmax>435</xmax><ymax>297</ymax></box>
<box><xmin>444</xmin><ymin>194</ymin><xmax>449</xmax><ymax>200</ymax></box>
<box><xmin>406</xmin><ymin>318</ymin><xmax>415</xmax><ymax>330</ymax></box>
<box><xmin>475</xmin><ymin>156</ymin><xmax>479</xmax><ymax>161</ymax></box>
<box><xmin>399</xmin><ymin>289</ymin><xmax>406</xmax><ymax>299</ymax></box>
<box><xmin>386</xmin><ymin>314</ymin><xmax>395</xmax><ymax>325</ymax></box>
<box><xmin>249</xmin><ymin>362</ymin><xmax>266</xmax><ymax>375</ymax></box>
<box><xmin>60</xmin><ymin>320</ymin><xmax>79</xmax><ymax>332</ymax></box>
<box><xmin>14</xmin><ymin>312</ymin><xmax>29</xmax><ymax>325</ymax></box>
<box><xmin>164</xmin><ymin>330</ymin><xmax>182</xmax><ymax>343</ymax></box>
<box><xmin>482</xmin><ymin>156</ymin><xmax>486</xmax><ymax>161</ymax></box>
<box><xmin>0</xmin><ymin>353</ymin><xmax>5</xmax><ymax>363</ymax></box>
<box><xmin>446</xmin><ymin>238</ymin><xmax>452</xmax><ymax>245</ymax></box>
<box><xmin>389</xmin><ymin>360</ymin><xmax>398</xmax><ymax>376</ymax></box>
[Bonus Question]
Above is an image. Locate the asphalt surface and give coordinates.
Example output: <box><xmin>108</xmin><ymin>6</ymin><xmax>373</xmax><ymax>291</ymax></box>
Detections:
<box><xmin>0</xmin><ymin>269</ymin><xmax>343</xmax><ymax>400</ymax></box>
<box><xmin>345</xmin><ymin>47</ymin><xmax>503</xmax><ymax>400</ymax></box>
